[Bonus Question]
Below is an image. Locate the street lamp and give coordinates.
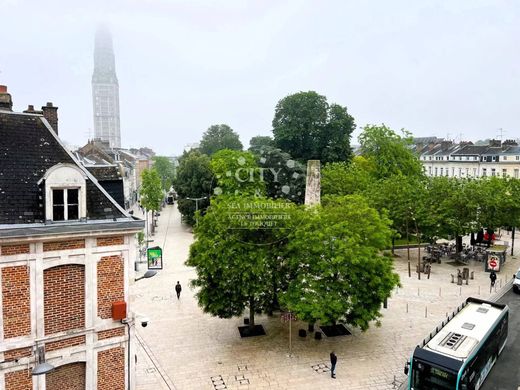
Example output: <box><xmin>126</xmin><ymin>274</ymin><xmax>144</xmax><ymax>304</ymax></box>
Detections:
<box><xmin>135</xmin><ymin>270</ymin><xmax>157</xmax><ymax>282</ymax></box>
<box><xmin>32</xmin><ymin>345</ymin><xmax>54</xmax><ymax>376</ymax></box>
<box><xmin>186</xmin><ymin>196</ymin><xmax>208</xmax><ymax>226</ymax></box>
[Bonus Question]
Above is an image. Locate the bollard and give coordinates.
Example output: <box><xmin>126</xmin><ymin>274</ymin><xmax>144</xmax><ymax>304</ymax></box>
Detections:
<box><xmin>500</xmin><ymin>279</ymin><xmax>502</xmax><ymax>288</ymax></box>
<box><xmin>459</xmin><ymin>286</ymin><xmax>462</xmax><ymax>296</ymax></box>
<box><xmin>466</xmin><ymin>277</ymin><xmax>468</xmax><ymax>285</ymax></box>
<box><xmin>406</xmin><ymin>303</ymin><xmax>409</xmax><ymax>313</ymax></box>
<box><xmin>470</xmin><ymin>271</ymin><xmax>474</xmax><ymax>280</ymax></box>
<box><xmin>478</xmin><ymin>285</ymin><xmax>480</xmax><ymax>295</ymax></box>
<box><xmin>439</xmin><ymin>287</ymin><xmax>441</xmax><ymax>297</ymax></box>
<box><xmin>425</xmin><ymin>306</ymin><xmax>428</xmax><ymax>318</ymax></box>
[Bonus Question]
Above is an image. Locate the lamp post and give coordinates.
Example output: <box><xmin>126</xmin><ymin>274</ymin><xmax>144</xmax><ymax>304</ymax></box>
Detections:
<box><xmin>32</xmin><ymin>345</ymin><xmax>55</xmax><ymax>376</ymax></box>
<box><xmin>186</xmin><ymin>196</ymin><xmax>208</xmax><ymax>226</ymax></box>
<box><xmin>124</xmin><ymin>270</ymin><xmax>157</xmax><ymax>390</ymax></box>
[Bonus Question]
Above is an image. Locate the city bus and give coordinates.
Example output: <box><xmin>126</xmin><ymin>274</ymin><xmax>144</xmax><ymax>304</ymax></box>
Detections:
<box><xmin>404</xmin><ymin>297</ymin><xmax>508</xmax><ymax>390</ymax></box>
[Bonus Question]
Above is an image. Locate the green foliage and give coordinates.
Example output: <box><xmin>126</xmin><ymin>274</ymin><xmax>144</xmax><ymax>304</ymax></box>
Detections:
<box><xmin>140</xmin><ymin>168</ymin><xmax>163</xmax><ymax>212</ymax></box>
<box><xmin>249</xmin><ymin>135</ymin><xmax>274</xmax><ymax>151</ymax></box>
<box><xmin>358</xmin><ymin>124</ymin><xmax>424</xmax><ymax>179</ymax></box>
<box><xmin>199</xmin><ymin>124</ymin><xmax>243</xmax><ymax>156</ymax></box>
<box><xmin>186</xmin><ymin>196</ymin><xmax>296</xmax><ymax>324</ymax></box>
<box><xmin>280</xmin><ymin>195</ymin><xmax>399</xmax><ymax>330</ymax></box>
<box><xmin>250</xmin><ymin>146</ymin><xmax>306</xmax><ymax>204</ymax></box>
<box><xmin>210</xmin><ymin>150</ymin><xmax>265</xmax><ymax>197</ymax></box>
<box><xmin>152</xmin><ymin>156</ymin><xmax>176</xmax><ymax>191</ymax></box>
<box><xmin>174</xmin><ymin>150</ymin><xmax>213</xmax><ymax>225</ymax></box>
<box><xmin>272</xmin><ymin>91</ymin><xmax>355</xmax><ymax>163</ymax></box>
<box><xmin>321</xmin><ymin>156</ymin><xmax>377</xmax><ymax>196</ymax></box>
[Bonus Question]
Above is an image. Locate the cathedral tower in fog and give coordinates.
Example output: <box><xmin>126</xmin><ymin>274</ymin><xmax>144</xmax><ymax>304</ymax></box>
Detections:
<box><xmin>92</xmin><ymin>26</ymin><xmax>121</xmax><ymax>148</ymax></box>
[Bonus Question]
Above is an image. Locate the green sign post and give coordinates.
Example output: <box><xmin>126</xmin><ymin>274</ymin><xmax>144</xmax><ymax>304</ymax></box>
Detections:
<box><xmin>147</xmin><ymin>246</ymin><xmax>163</xmax><ymax>270</ymax></box>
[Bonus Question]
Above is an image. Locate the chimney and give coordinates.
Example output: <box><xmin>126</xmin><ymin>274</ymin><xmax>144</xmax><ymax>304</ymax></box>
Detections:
<box><xmin>23</xmin><ymin>105</ymin><xmax>43</xmax><ymax>114</ymax></box>
<box><xmin>41</xmin><ymin>102</ymin><xmax>58</xmax><ymax>135</ymax></box>
<box><xmin>0</xmin><ymin>85</ymin><xmax>13</xmax><ymax>111</ymax></box>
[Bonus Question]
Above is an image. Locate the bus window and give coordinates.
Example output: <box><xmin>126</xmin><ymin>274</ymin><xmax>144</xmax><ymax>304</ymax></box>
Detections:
<box><xmin>411</xmin><ymin>360</ymin><xmax>457</xmax><ymax>389</ymax></box>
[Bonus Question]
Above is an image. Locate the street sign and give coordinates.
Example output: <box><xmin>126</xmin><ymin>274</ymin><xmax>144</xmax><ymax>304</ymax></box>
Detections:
<box><xmin>147</xmin><ymin>246</ymin><xmax>163</xmax><ymax>270</ymax></box>
<box><xmin>281</xmin><ymin>312</ymin><xmax>296</xmax><ymax>323</ymax></box>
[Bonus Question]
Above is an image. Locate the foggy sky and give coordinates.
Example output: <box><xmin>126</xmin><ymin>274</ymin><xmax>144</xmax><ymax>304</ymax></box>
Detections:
<box><xmin>1</xmin><ymin>0</ymin><xmax>519</xmax><ymax>156</ymax></box>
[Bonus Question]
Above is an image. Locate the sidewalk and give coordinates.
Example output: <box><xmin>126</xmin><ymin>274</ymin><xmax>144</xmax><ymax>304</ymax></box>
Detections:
<box><xmin>132</xmin><ymin>205</ymin><xmax>520</xmax><ymax>390</ymax></box>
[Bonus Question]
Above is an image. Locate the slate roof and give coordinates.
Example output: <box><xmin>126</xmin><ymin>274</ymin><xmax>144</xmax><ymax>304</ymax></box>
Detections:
<box><xmin>86</xmin><ymin>165</ymin><xmax>121</xmax><ymax>181</ymax></box>
<box><xmin>0</xmin><ymin>111</ymin><xmax>126</xmax><ymax>225</ymax></box>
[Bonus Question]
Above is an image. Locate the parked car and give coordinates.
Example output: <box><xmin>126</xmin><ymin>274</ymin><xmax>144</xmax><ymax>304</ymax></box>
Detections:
<box><xmin>514</xmin><ymin>268</ymin><xmax>520</xmax><ymax>294</ymax></box>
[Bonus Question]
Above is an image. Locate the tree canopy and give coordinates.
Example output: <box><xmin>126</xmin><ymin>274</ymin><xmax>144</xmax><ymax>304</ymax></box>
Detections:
<box><xmin>199</xmin><ymin>124</ymin><xmax>243</xmax><ymax>155</ymax></box>
<box><xmin>272</xmin><ymin>91</ymin><xmax>355</xmax><ymax>164</ymax></box>
<box><xmin>140</xmin><ymin>168</ymin><xmax>163</xmax><ymax>212</ymax></box>
<box><xmin>152</xmin><ymin>156</ymin><xmax>176</xmax><ymax>191</ymax></box>
<box><xmin>358</xmin><ymin>124</ymin><xmax>424</xmax><ymax>179</ymax></box>
<box><xmin>249</xmin><ymin>135</ymin><xmax>274</xmax><ymax>151</ymax></box>
<box><xmin>174</xmin><ymin>150</ymin><xmax>213</xmax><ymax>225</ymax></box>
<box><xmin>280</xmin><ymin>195</ymin><xmax>399</xmax><ymax>329</ymax></box>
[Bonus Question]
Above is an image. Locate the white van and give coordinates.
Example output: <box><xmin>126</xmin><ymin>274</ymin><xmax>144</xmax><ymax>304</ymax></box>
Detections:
<box><xmin>514</xmin><ymin>268</ymin><xmax>520</xmax><ymax>293</ymax></box>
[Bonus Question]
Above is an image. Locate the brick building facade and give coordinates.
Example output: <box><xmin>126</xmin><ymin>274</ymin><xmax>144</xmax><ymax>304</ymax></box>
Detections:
<box><xmin>0</xmin><ymin>86</ymin><xmax>144</xmax><ymax>389</ymax></box>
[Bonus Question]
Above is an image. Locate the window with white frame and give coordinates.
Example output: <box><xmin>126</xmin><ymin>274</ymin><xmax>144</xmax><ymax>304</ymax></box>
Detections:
<box><xmin>482</xmin><ymin>168</ymin><xmax>487</xmax><ymax>177</ymax></box>
<box><xmin>515</xmin><ymin>169</ymin><xmax>519</xmax><ymax>179</ymax></box>
<box><xmin>42</xmin><ymin>164</ymin><xmax>87</xmax><ymax>222</ymax></box>
<box><xmin>502</xmin><ymin>169</ymin><xmax>507</xmax><ymax>178</ymax></box>
<box><xmin>52</xmin><ymin>188</ymin><xmax>79</xmax><ymax>221</ymax></box>
<box><xmin>491</xmin><ymin>168</ymin><xmax>496</xmax><ymax>176</ymax></box>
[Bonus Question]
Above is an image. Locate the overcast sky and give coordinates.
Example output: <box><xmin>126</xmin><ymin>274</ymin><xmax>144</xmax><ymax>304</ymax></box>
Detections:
<box><xmin>1</xmin><ymin>0</ymin><xmax>519</xmax><ymax>155</ymax></box>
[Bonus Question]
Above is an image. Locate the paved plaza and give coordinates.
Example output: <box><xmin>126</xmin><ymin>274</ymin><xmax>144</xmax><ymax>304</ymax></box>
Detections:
<box><xmin>132</xmin><ymin>205</ymin><xmax>520</xmax><ymax>390</ymax></box>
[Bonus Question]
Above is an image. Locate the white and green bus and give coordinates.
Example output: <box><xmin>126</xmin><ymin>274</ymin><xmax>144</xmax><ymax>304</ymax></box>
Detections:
<box><xmin>404</xmin><ymin>297</ymin><xmax>508</xmax><ymax>390</ymax></box>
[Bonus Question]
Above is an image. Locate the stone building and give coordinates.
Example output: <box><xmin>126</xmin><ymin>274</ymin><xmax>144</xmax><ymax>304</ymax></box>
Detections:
<box><xmin>0</xmin><ymin>86</ymin><xmax>144</xmax><ymax>389</ymax></box>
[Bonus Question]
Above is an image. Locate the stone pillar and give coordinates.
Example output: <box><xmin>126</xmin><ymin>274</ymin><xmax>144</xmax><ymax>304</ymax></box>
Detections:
<box><xmin>304</xmin><ymin>160</ymin><xmax>321</xmax><ymax>206</ymax></box>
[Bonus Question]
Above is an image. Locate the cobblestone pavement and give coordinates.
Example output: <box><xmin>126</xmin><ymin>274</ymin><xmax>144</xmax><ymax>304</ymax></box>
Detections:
<box><xmin>132</xmin><ymin>205</ymin><xmax>520</xmax><ymax>390</ymax></box>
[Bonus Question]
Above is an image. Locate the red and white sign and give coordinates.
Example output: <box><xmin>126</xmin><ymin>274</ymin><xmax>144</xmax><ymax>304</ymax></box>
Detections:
<box><xmin>488</xmin><ymin>256</ymin><xmax>500</xmax><ymax>271</ymax></box>
<box><xmin>281</xmin><ymin>312</ymin><xmax>297</xmax><ymax>322</ymax></box>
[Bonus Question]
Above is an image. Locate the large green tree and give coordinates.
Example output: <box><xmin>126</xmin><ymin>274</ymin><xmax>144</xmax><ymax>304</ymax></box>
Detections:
<box><xmin>187</xmin><ymin>196</ymin><xmax>296</xmax><ymax>330</ymax></box>
<box><xmin>249</xmin><ymin>135</ymin><xmax>274</xmax><ymax>151</ymax></box>
<box><xmin>199</xmin><ymin>124</ymin><xmax>243</xmax><ymax>156</ymax></box>
<box><xmin>321</xmin><ymin>156</ymin><xmax>377</xmax><ymax>197</ymax></box>
<box><xmin>272</xmin><ymin>91</ymin><xmax>355</xmax><ymax>163</ymax></box>
<box><xmin>358</xmin><ymin>124</ymin><xmax>424</xmax><ymax>179</ymax></box>
<box><xmin>280</xmin><ymin>195</ymin><xmax>400</xmax><ymax>330</ymax></box>
<box><xmin>152</xmin><ymin>156</ymin><xmax>176</xmax><ymax>191</ymax></box>
<box><xmin>174</xmin><ymin>150</ymin><xmax>214</xmax><ymax>225</ymax></box>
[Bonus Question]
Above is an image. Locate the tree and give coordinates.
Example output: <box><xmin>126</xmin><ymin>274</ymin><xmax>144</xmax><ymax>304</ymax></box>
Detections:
<box><xmin>140</xmin><ymin>168</ymin><xmax>163</xmax><ymax>233</ymax></box>
<box><xmin>186</xmin><ymin>196</ymin><xmax>295</xmax><ymax>331</ymax></box>
<box><xmin>199</xmin><ymin>124</ymin><xmax>243</xmax><ymax>156</ymax></box>
<box><xmin>249</xmin><ymin>135</ymin><xmax>274</xmax><ymax>151</ymax></box>
<box><xmin>174</xmin><ymin>150</ymin><xmax>213</xmax><ymax>225</ymax></box>
<box><xmin>210</xmin><ymin>150</ymin><xmax>264</xmax><ymax>197</ymax></box>
<box><xmin>272</xmin><ymin>91</ymin><xmax>355</xmax><ymax>163</ymax></box>
<box><xmin>321</xmin><ymin>157</ymin><xmax>377</xmax><ymax>197</ymax></box>
<box><xmin>250</xmin><ymin>146</ymin><xmax>306</xmax><ymax>204</ymax></box>
<box><xmin>280</xmin><ymin>195</ymin><xmax>399</xmax><ymax>330</ymax></box>
<box><xmin>152</xmin><ymin>156</ymin><xmax>175</xmax><ymax>191</ymax></box>
<box><xmin>358</xmin><ymin>124</ymin><xmax>424</xmax><ymax>179</ymax></box>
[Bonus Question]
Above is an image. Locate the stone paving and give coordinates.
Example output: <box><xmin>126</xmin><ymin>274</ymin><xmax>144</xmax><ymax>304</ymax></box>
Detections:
<box><xmin>132</xmin><ymin>204</ymin><xmax>520</xmax><ymax>390</ymax></box>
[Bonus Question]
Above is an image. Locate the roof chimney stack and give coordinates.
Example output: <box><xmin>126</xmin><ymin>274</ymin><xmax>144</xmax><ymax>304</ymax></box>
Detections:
<box><xmin>41</xmin><ymin>102</ymin><xmax>58</xmax><ymax>135</ymax></box>
<box><xmin>0</xmin><ymin>85</ymin><xmax>13</xmax><ymax>111</ymax></box>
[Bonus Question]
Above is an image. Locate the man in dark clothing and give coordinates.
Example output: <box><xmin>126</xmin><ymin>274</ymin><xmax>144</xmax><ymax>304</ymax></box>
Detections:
<box><xmin>175</xmin><ymin>281</ymin><xmax>182</xmax><ymax>299</ymax></box>
<box><xmin>490</xmin><ymin>271</ymin><xmax>497</xmax><ymax>291</ymax></box>
<box><xmin>330</xmin><ymin>351</ymin><xmax>337</xmax><ymax>378</ymax></box>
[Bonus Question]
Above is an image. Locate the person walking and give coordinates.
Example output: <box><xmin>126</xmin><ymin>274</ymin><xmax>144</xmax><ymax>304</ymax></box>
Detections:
<box><xmin>330</xmin><ymin>351</ymin><xmax>337</xmax><ymax>379</ymax></box>
<box><xmin>490</xmin><ymin>270</ymin><xmax>497</xmax><ymax>292</ymax></box>
<box><xmin>175</xmin><ymin>281</ymin><xmax>182</xmax><ymax>299</ymax></box>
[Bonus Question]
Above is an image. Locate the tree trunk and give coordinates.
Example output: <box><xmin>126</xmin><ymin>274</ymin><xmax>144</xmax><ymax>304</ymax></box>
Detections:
<box><xmin>249</xmin><ymin>298</ymin><xmax>255</xmax><ymax>329</ymax></box>
<box><xmin>456</xmin><ymin>235</ymin><xmax>462</xmax><ymax>253</ymax></box>
<box><xmin>391</xmin><ymin>236</ymin><xmax>395</xmax><ymax>255</ymax></box>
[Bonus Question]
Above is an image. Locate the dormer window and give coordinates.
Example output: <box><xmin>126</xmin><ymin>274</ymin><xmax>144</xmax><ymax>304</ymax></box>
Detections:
<box><xmin>42</xmin><ymin>164</ymin><xmax>87</xmax><ymax>222</ymax></box>
<box><xmin>52</xmin><ymin>188</ymin><xmax>79</xmax><ymax>221</ymax></box>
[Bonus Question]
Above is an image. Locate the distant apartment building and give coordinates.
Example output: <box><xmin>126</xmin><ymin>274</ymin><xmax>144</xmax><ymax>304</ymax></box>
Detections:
<box><xmin>416</xmin><ymin>138</ymin><xmax>520</xmax><ymax>179</ymax></box>
<box><xmin>92</xmin><ymin>26</ymin><xmax>121</xmax><ymax>148</ymax></box>
<box><xmin>0</xmin><ymin>86</ymin><xmax>143</xmax><ymax>389</ymax></box>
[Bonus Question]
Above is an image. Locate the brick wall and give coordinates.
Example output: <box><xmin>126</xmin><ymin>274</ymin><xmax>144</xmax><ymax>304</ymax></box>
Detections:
<box><xmin>4</xmin><ymin>347</ymin><xmax>32</xmax><ymax>361</ymax></box>
<box><xmin>46</xmin><ymin>335</ymin><xmax>86</xmax><ymax>352</ymax></box>
<box><xmin>44</xmin><ymin>264</ymin><xmax>85</xmax><ymax>334</ymax></box>
<box><xmin>0</xmin><ymin>243</ymin><xmax>30</xmax><ymax>256</ymax></box>
<box><xmin>97</xmin><ymin>235</ymin><xmax>124</xmax><ymax>247</ymax></box>
<box><xmin>46</xmin><ymin>362</ymin><xmax>86</xmax><ymax>390</ymax></box>
<box><xmin>5</xmin><ymin>369</ymin><xmax>32</xmax><ymax>390</ymax></box>
<box><xmin>2</xmin><ymin>266</ymin><xmax>31</xmax><ymax>338</ymax></box>
<box><xmin>97</xmin><ymin>326</ymin><xmax>125</xmax><ymax>340</ymax></box>
<box><xmin>97</xmin><ymin>255</ymin><xmax>124</xmax><ymax>319</ymax></box>
<box><xmin>97</xmin><ymin>347</ymin><xmax>125</xmax><ymax>390</ymax></box>
<box><xmin>43</xmin><ymin>239</ymin><xmax>85</xmax><ymax>252</ymax></box>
